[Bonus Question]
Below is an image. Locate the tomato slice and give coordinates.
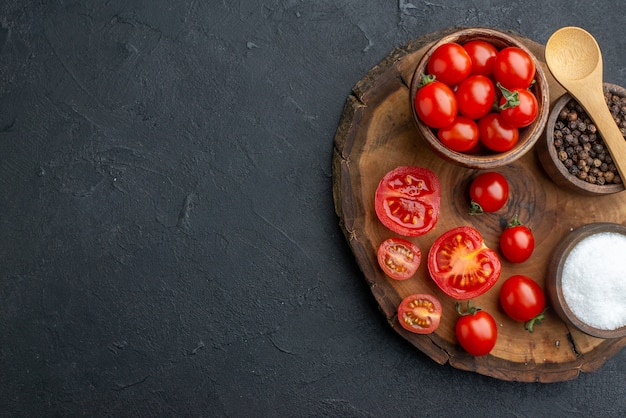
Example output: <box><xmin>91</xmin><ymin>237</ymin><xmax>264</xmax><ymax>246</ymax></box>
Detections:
<box><xmin>427</xmin><ymin>226</ymin><xmax>502</xmax><ymax>300</ymax></box>
<box><xmin>377</xmin><ymin>237</ymin><xmax>421</xmax><ymax>280</ymax></box>
<box><xmin>374</xmin><ymin>166</ymin><xmax>440</xmax><ymax>237</ymax></box>
<box><xmin>397</xmin><ymin>293</ymin><xmax>442</xmax><ymax>334</ymax></box>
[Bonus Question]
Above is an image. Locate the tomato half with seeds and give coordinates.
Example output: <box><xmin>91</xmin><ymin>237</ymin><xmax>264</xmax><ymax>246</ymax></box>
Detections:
<box><xmin>427</xmin><ymin>226</ymin><xmax>502</xmax><ymax>300</ymax></box>
<box><xmin>377</xmin><ymin>237</ymin><xmax>421</xmax><ymax>280</ymax></box>
<box><xmin>397</xmin><ymin>293</ymin><xmax>442</xmax><ymax>334</ymax></box>
<box><xmin>374</xmin><ymin>166</ymin><xmax>441</xmax><ymax>237</ymax></box>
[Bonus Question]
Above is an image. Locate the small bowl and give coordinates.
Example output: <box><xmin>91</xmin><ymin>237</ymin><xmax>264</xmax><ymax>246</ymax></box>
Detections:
<box><xmin>536</xmin><ymin>83</ymin><xmax>626</xmax><ymax>195</ymax></box>
<box><xmin>409</xmin><ymin>27</ymin><xmax>549</xmax><ymax>169</ymax></box>
<box><xmin>546</xmin><ymin>223</ymin><xmax>626</xmax><ymax>339</ymax></box>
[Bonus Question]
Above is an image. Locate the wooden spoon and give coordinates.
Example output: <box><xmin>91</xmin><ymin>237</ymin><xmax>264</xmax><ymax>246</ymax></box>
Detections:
<box><xmin>545</xmin><ymin>26</ymin><xmax>626</xmax><ymax>183</ymax></box>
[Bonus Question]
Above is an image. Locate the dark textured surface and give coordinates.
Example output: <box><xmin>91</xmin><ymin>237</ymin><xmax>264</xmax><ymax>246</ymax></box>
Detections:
<box><xmin>1</xmin><ymin>1</ymin><xmax>625</xmax><ymax>416</ymax></box>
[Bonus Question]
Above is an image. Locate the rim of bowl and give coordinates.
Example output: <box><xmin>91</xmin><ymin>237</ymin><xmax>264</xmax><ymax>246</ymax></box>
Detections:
<box><xmin>542</xmin><ymin>83</ymin><xmax>626</xmax><ymax>195</ymax></box>
<box><xmin>409</xmin><ymin>27</ymin><xmax>550</xmax><ymax>169</ymax></box>
<box><xmin>547</xmin><ymin>222</ymin><xmax>626</xmax><ymax>338</ymax></box>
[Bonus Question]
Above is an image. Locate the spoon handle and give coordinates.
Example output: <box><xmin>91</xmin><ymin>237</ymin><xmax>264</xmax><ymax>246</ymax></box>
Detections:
<box><xmin>579</xmin><ymin>89</ymin><xmax>626</xmax><ymax>183</ymax></box>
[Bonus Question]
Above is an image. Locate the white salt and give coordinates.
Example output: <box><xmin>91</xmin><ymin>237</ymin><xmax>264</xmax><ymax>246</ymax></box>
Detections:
<box><xmin>561</xmin><ymin>232</ymin><xmax>626</xmax><ymax>330</ymax></box>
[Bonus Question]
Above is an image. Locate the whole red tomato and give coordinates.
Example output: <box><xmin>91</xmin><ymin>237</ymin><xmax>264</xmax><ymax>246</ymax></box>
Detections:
<box><xmin>498</xmin><ymin>84</ymin><xmax>539</xmax><ymax>128</ymax></box>
<box><xmin>469</xmin><ymin>171</ymin><xmax>509</xmax><ymax>214</ymax></box>
<box><xmin>455</xmin><ymin>301</ymin><xmax>498</xmax><ymax>356</ymax></box>
<box><xmin>463</xmin><ymin>40</ymin><xmax>498</xmax><ymax>76</ymax></box>
<box><xmin>455</xmin><ymin>75</ymin><xmax>496</xmax><ymax>120</ymax></box>
<box><xmin>427</xmin><ymin>42</ymin><xmax>472</xmax><ymax>86</ymax></box>
<box><xmin>478</xmin><ymin>112</ymin><xmax>519</xmax><ymax>152</ymax></box>
<box><xmin>493</xmin><ymin>47</ymin><xmax>536</xmax><ymax>90</ymax></box>
<box><xmin>377</xmin><ymin>237</ymin><xmax>421</xmax><ymax>280</ymax></box>
<box><xmin>374</xmin><ymin>166</ymin><xmax>441</xmax><ymax>237</ymax></box>
<box><xmin>437</xmin><ymin>116</ymin><xmax>479</xmax><ymax>152</ymax></box>
<box><xmin>397</xmin><ymin>293</ymin><xmax>442</xmax><ymax>334</ymax></box>
<box><xmin>414</xmin><ymin>75</ymin><xmax>458</xmax><ymax>129</ymax></box>
<box><xmin>427</xmin><ymin>226</ymin><xmax>501</xmax><ymax>300</ymax></box>
<box><xmin>499</xmin><ymin>215</ymin><xmax>534</xmax><ymax>263</ymax></box>
<box><xmin>499</xmin><ymin>275</ymin><xmax>546</xmax><ymax>332</ymax></box>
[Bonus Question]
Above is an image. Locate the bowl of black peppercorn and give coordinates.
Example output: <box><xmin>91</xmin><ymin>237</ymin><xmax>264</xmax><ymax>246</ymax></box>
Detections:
<box><xmin>537</xmin><ymin>83</ymin><xmax>626</xmax><ymax>195</ymax></box>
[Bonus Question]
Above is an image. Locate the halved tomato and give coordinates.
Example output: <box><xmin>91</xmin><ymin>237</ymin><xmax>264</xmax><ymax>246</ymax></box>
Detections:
<box><xmin>427</xmin><ymin>226</ymin><xmax>502</xmax><ymax>300</ymax></box>
<box><xmin>377</xmin><ymin>237</ymin><xmax>421</xmax><ymax>280</ymax></box>
<box><xmin>374</xmin><ymin>166</ymin><xmax>441</xmax><ymax>237</ymax></box>
<box><xmin>397</xmin><ymin>293</ymin><xmax>442</xmax><ymax>334</ymax></box>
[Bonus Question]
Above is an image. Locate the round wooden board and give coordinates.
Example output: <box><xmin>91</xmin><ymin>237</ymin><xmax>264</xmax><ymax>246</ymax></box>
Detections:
<box><xmin>332</xmin><ymin>28</ymin><xmax>626</xmax><ymax>383</ymax></box>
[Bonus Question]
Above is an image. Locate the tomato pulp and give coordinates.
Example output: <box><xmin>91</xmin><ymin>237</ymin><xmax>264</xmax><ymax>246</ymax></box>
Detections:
<box><xmin>377</xmin><ymin>237</ymin><xmax>421</xmax><ymax>280</ymax></box>
<box><xmin>397</xmin><ymin>293</ymin><xmax>442</xmax><ymax>334</ymax></box>
<box><xmin>374</xmin><ymin>166</ymin><xmax>441</xmax><ymax>237</ymax></box>
<box><xmin>427</xmin><ymin>226</ymin><xmax>502</xmax><ymax>300</ymax></box>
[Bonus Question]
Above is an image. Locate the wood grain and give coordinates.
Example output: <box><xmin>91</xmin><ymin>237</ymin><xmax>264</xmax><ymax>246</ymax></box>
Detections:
<box><xmin>332</xmin><ymin>28</ymin><xmax>626</xmax><ymax>382</ymax></box>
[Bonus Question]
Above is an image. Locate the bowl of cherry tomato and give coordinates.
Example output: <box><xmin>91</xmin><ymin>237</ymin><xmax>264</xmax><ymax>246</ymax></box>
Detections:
<box><xmin>536</xmin><ymin>83</ymin><xmax>626</xmax><ymax>195</ymax></box>
<box><xmin>409</xmin><ymin>27</ymin><xmax>549</xmax><ymax>169</ymax></box>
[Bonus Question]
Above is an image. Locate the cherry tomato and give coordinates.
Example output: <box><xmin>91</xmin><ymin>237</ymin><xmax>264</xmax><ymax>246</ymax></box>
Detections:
<box><xmin>427</xmin><ymin>226</ymin><xmax>502</xmax><ymax>300</ymax></box>
<box><xmin>437</xmin><ymin>116</ymin><xmax>479</xmax><ymax>152</ymax></box>
<box><xmin>374</xmin><ymin>166</ymin><xmax>441</xmax><ymax>237</ymax></box>
<box><xmin>455</xmin><ymin>301</ymin><xmax>498</xmax><ymax>356</ymax></box>
<box><xmin>499</xmin><ymin>275</ymin><xmax>546</xmax><ymax>332</ymax></box>
<box><xmin>499</xmin><ymin>215</ymin><xmax>534</xmax><ymax>263</ymax></box>
<box><xmin>397</xmin><ymin>293</ymin><xmax>442</xmax><ymax>334</ymax></box>
<box><xmin>469</xmin><ymin>172</ymin><xmax>509</xmax><ymax>214</ymax></box>
<box><xmin>427</xmin><ymin>42</ymin><xmax>472</xmax><ymax>86</ymax></box>
<box><xmin>455</xmin><ymin>75</ymin><xmax>496</xmax><ymax>120</ymax></box>
<box><xmin>493</xmin><ymin>47</ymin><xmax>536</xmax><ymax>90</ymax></box>
<box><xmin>498</xmin><ymin>86</ymin><xmax>538</xmax><ymax>128</ymax></box>
<box><xmin>377</xmin><ymin>237</ymin><xmax>421</xmax><ymax>280</ymax></box>
<box><xmin>414</xmin><ymin>76</ymin><xmax>458</xmax><ymax>129</ymax></box>
<box><xmin>463</xmin><ymin>40</ymin><xmax>498</xmax><ymax>76</ymax></box>
<box><xmin>478</xmin><ymin>113</ymin><xmax>519</xmax><ymax>152</ymax></box>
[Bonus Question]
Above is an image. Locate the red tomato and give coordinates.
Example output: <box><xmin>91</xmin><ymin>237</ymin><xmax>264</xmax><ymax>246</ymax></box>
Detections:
<box><xmin>499</xmin><ymin>275</ymin><xmax>546</xmax><ymax>332</ymax></box>
<box><xmin>493</xmin><ymin>47</ymin><xmax>536</xmax><ymax>90</ymax></box>
<box><xmin>455</xmin><ymin>75</ymin><xmax>496</xmax><ymax>120</ymax></box>
<box><xmin>478</xmin><ymin>113</ymin><xmax>519</xmax><ymax>152</ymax></box>
<box><xmin>499</xmin><ymin>215</ymin><xmax>534</xmax><ymax>263</ymax></box>
<box><xmin>455</xmin><ymin>301</ymin><xmax>498</xmax><ymax>356</ymax></box>
<box><xmin>427</xmin><ymin>42</ymin><xmax>472</xmax><ymax>86</ymax></box>
<box><xmin>397</xmin><ymin>293</ymin><xmax>442</xmax><ymax>334</ymax></box>
<box><xmin>377</xmin><ymin>237</ymin><xmax>421</xmax><ymax>280</ymax></box>
<box><xmin>463</xmin><ymin>40</ymin><xmax>498</xmax><ymax>76</ymax></box>
<box><xmin>498</xmin><ymin>86</ymin><xmax>538</xmax><ymax>128</ymax></box>
<box><xmin>374</xmin><ymin>166</ymin><xmax>441</xmax><ymax>237</ymax></box>
<box><xmin>437</xmin><ymin>116</ymin><xmax>479</xmax><ymax>152</ymax></box>
<box><xmin>415</xmin><ymin>77</ymin><xmax>458</xmax><ymax>129</ymax></box>
<box><xmin>427</xmin><ymin>226</ymin><xmax>501</xmax><ymax>300</ymax></box>
<box><xmin>469</xmin><ymin>172</ymin><xmax>509</xmax><ymax>213</ymax></box>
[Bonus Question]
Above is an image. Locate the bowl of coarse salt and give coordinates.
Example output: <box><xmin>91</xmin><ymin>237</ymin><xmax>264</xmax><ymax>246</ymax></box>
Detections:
<box><xmin>547</xmin><ymin>223</ymin><xmax>626</xmax><ymax>338</ymax></box>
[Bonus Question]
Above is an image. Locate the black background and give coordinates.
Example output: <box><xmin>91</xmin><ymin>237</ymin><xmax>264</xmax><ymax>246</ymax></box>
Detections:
<box><xmin>2</xmin><ymin>1</ymin><xmax>626</xmax><ymax>416</ymax></box>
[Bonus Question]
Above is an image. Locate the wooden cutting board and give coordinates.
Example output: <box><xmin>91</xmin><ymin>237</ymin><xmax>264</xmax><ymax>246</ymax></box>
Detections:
<box><xmin>332</xmin><ymin>27</ymin><xmax>626</xmax><ymax>382</ymax></box>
